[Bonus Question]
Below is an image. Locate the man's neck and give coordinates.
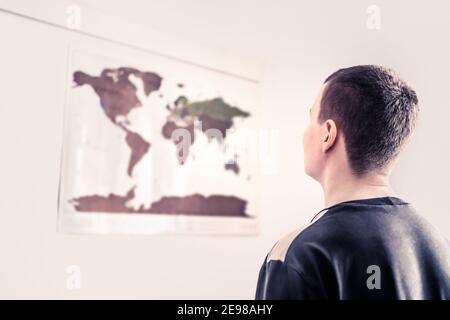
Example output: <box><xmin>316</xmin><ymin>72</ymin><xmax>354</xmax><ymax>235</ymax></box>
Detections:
<box><xmin>321</xmin><ymin>171</ymin><xmax>397</xmax><ymax>208</ymax></box>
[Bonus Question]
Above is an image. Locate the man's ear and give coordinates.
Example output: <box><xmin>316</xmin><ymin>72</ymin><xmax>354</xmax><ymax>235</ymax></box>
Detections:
<box><xmin>322</xmin><ymin>119</ymin><xmax>337</xmax><ymax>153</ymax></box>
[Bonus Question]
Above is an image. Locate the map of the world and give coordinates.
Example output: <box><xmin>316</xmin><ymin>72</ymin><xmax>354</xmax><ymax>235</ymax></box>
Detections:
<box><xmin>58</xmin><ymin>46</ymin><xmax>259</xmax><ymax>234</ymax></box>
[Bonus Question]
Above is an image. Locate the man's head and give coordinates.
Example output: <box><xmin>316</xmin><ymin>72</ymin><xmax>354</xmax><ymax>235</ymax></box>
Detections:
<box><xmin>303</xmin><ymin>65</ymin><xmax>419</xmax><ymax>182</ymax></box>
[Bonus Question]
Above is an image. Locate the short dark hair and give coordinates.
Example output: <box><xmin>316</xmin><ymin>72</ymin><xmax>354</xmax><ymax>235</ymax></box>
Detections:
<box><xmin>319</xmin><ymin>65</ymin><xmax>419</xmax><ymax>177</ymax></box>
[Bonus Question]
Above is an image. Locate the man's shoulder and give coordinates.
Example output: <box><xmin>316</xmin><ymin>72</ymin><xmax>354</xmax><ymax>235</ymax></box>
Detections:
<box><xmin>266</xmin><ymin>213</ymin><xmax>341</xmax><ymax>264</ymax></box>
<box><xmin>271</xmin><ymin>202</ymin><xmax>430</xmax><ymax>265</ymax></box>
<box><xmin>266</xmin><ymin>207</ymin><xmax>367</xmax><ymax>266</ymax></box>
<box><xmin>265</xmin><ymin>224</ymin><xmax>310</xmax><ymax>264</ymax></box>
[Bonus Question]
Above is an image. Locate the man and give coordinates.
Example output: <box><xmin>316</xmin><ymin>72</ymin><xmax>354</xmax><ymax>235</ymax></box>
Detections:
<box><xmin>255</xmin><ymin>65</ymin><xmax>450</xmax><ymax>299</ymax></box>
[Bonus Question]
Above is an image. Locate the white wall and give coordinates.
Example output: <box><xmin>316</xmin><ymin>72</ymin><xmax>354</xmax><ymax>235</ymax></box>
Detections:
<box><xmin>0</xmin><ymin>0</ymin><xmax>449</xmax><ymax>299</ymax></box>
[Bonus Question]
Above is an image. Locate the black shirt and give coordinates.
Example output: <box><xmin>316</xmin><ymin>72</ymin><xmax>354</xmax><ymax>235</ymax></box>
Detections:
<box><xmin>255</xmin><ymin>196</ymin><xmax>450</xmax><ymax>299</ymax></box>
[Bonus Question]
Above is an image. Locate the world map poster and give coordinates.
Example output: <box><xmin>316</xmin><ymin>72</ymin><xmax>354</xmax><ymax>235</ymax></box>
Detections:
<box><xmin>57</xmin><ymin>43</ymin><xmax>259</xmax><ymax>235</ymax></box>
